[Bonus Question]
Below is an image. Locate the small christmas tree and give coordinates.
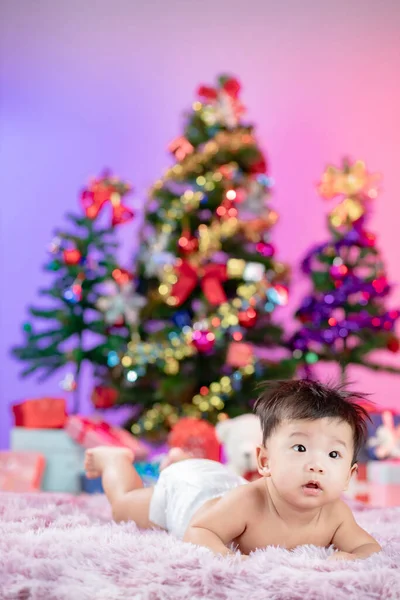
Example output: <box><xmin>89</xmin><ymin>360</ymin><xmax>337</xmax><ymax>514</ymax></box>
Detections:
<box><xmin>12</xmin><ymin>174</ymin><xmax>141</xmax><ymax>412</ymax></box>
<box><xmin>105</xmin><ymin>75</ymin><xmax>296</xmax><ymax>437</ymax></box>
<box><xmin>290</xmin><ymin>158</ymin><xmax>400</xmax><ymax>381</ymax></box>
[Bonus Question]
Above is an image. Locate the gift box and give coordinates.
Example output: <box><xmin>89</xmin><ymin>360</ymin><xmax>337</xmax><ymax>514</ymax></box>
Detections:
<box><xmin>65</xmin><ymin>416</ymin><xmax>149</xmax><ymax>461</ymax></box>
<box><xmin>11</xmin><ymin>428</ymin><xmax>84</xmax><ymax>493</ymax></box>
<box><xmin>12</xmin><ymin>397</ymin><xmax>67</xmax><ymax>429</ymax></box>
<box><xmin>367</xmin><ymin>459</ymin><xmax>400</xmax><ymax>485</ymax></box>
<box><xmin>0</xmin><ymin>451</ymin><xmax>46</xmax><ymax>492</ymax></box>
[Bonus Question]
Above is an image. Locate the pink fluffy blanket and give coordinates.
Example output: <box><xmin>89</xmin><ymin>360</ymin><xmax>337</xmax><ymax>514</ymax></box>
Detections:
<box><xmin>0</xmin><ymin>492</ymin><xmax>399</xmax><ymax>599</ymax></box>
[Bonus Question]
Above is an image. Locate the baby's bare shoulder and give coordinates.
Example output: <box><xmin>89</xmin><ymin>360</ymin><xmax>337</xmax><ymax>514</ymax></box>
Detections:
<box><xmin>324</xmin><ymin>498</ymin><xmax>354</xmax><ymax>527</ymax></box>
<box><xmin>222</xmin><ymin>480</ymin><xmax>264</xmax><ymax>509</ymax></box>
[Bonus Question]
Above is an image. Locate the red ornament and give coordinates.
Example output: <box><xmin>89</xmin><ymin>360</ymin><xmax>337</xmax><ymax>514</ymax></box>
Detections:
<box><xmin>192</xmin><ymin>330</ymin><xmax>215</xmax><ymax>353</ymax></box>
<box><xmin>168</xmin><ymin>417</ymin><xmax>220</xmax><ymax>461</ymax></box>
<box><xmin>112</xmin><ymin>268</ymin><xmax>133</xmax><ymax>285</ymax></box>
<box><xmin>249</xmin><ymin>155</ymin><xmax>268</xmax><ymax>175</ymax></box>
<box><xmin>238</xmin><ymin>308</ymin><xmax>257</xmax><ymax>328</ymax></box>
<box><xmin>387</xmin><ymin>338</ymin><xmax>400</xmax><ymax>353</ymax></box>
<box><xmin>91</xmin><ymin>386</ymin><xmax>118</xmax><ymax>409</ymax></box>
<box><xmin>63</xmin><ymin>249</ymin><xmax>82</xmax><ymax>265</ymax></box>
<box><xmin>178</xmin><ymin>234</ymin><xmax>199</xmax><ymax>254</ymax></box>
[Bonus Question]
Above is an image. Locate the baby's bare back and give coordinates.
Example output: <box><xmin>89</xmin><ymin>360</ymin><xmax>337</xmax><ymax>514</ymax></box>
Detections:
<box><xmin>189</xmin><ymin>480</ymin><xmax>340</xmax><ymax>555</ymax></box>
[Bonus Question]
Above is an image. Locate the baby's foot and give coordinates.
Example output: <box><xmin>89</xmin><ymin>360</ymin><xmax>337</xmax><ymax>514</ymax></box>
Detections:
<box><xmin>84</xmin><ymin>446</ymin><xmax>134</xmax><ymax>479</ymax></box>
<box><xmin>159</xmin><ymin>447</ymin><xmax>193</xmax><ymax>471</ymax></box>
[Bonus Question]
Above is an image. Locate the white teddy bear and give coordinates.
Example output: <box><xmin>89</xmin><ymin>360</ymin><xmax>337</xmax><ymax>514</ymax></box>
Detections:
<box><xmin>215</xmin><ymin>413</ymin><xmax>263</xmax><ymax>479</ymax></box>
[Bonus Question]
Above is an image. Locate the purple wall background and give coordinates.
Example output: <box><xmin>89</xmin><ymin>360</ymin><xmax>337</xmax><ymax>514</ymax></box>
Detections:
<box><xmin>1</xmin><ymin>0</ymin><xmax>400</xmax><ymax>449</ymax></box>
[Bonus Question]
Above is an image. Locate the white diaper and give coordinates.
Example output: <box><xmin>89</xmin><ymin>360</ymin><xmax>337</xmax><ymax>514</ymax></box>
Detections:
<box><xmin>149</xmin><ymin>458</ymin><xmax>247</xmax><ymax>539</ymax></box>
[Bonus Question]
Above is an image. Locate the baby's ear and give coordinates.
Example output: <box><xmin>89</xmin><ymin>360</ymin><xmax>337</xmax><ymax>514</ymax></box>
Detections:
<box><xmin>256</xmin><ymin>445</ymin><xmax>270</xmax><ymax>477</ymax></box>
<box><xmin>215</xmin><ymin>419</ymin><xmax>232</xmax><ymax>444</ymax></box>
<box><xmin>344</xmin><ymin>463</ymin><xmax>358</xmax><ymax>491</ymax></box>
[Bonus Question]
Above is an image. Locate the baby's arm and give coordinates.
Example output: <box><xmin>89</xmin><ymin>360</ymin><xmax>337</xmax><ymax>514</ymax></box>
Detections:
<box><xmin>329</xmin><ymin>501</ymin><xmax>381</xmax><ymax>560</ymax></box>
<box><xmin>183</xmin><ymin>485</ymin><xmax>253</xmax><ymax>556</ymax></box>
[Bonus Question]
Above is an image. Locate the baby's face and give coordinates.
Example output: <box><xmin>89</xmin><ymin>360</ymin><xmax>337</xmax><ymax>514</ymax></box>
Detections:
<box><xmin>259</xmin><ymin>418</ymin><xmax>356</xmax><ymax>507</ymax></box>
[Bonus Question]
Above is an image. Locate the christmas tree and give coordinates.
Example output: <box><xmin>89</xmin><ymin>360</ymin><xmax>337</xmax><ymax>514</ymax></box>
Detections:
<box><xmin>12</xmin><ymin>174</ymin><xmax>141</xmax><ymax>413</ymax></box>
<box><xmin>106</xmin><ymin>75</ymin><xmax>296</xmax><ymax>437</ymax></box>
<box><xmin>290</xmin><ymin>158</ymin><xmax>400</xmax><ymax>381</ymax></box>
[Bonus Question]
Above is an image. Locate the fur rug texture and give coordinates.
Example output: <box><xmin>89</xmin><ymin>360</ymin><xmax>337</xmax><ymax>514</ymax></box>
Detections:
<box><xmin>0</xmin><ymin>492</ymin><xmax>399</xmax><ymax>600</ymax></box>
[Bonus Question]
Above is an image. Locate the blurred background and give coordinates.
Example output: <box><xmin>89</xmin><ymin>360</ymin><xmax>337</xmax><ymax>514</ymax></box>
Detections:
<box><xmin>1</xmin><ymin>0</ymin><xmax>399</xmax><ymax>501</ymax></box>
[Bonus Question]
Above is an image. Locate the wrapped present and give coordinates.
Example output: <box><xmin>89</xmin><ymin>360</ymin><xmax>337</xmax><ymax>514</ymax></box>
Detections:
<box><xmin>12</xmin><ymin>397</ymin><xmax>67</xmax><ymax>429</ymax></box>
<box><xmin>367</xmin><ymin>459</ymin><xmax>400</xmax><ymax>485</ymax></box>
<box><xmin>0</xmin><ymin>451</ymin><xmax>45</xmax><ymax>492</ymax></box>
<box><xmin>11</xmin><ymin>428</ymin><xmax>84</xmax><ymax>493</ymax></box>
<box><xmin>65</xmin><ymin>416</ymin><xmax>149</xmax><ymax>460</ymax></box>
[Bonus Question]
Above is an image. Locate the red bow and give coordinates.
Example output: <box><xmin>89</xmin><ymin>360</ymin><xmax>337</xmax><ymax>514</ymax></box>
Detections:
<box><xmin>80</xmin><ymin>176</ymin><xmax>134</xmax><ymax>226</ymax></box>
<box><xmin>171</xmin><ymin>261</ymin><xmax>228</xmax><ymax>306</ymax></box>
<box><xmin>197</xmin><ymin>77</ymin><xmax>241</xmax><ymax>101</ymax></box>
<box><xmin>76</xmin><ymin>417</ymin><xmax>122</xmax><ymax>446</ymax></box>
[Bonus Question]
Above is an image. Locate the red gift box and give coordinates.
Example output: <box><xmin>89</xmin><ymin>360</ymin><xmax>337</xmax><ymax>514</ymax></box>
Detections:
<box><xmin>0</xmin><ymin>451</ymin><xmax>46</xmax><ymax>492</ymax></box>
<box><xmin>65</xmin><ymin>416</ymin><xmax>149</xmax><ymax>461</ymax></box>
<box><xmin>12</xmin><ymin>398</ymin><xmax>67</xmax><ymax>429</ymax></box>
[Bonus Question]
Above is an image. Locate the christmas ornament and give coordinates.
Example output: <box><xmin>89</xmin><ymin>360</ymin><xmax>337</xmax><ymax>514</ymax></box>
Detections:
<box><xmin>63</xmin><ymin>249</ymin><xmax>82</xmax><ymax>265</ymax></box>
<box><xmin>226</xmin><ymin>342</ymin><xmax>253</xmax><ymax>367</ymax></box>
<box><xmin>49</xmin><ymin>236</ymin><xmax>61</xmax><ymax>253</ymax></box>
<box><xmin>80</xmin><ymin>175</ymin><xmax>134</xmax><ymax>226</ymax></box>
<box><xmin>60</xmin><ymin>373</ymin><xmax>77</xmax><ymax>392</ymax></box>
<box><xmin>97</xmin><ymin>280</ymin><xmax>146</xmax><ymax>326</ymax></box>
<box><xmin>112</xmin><ymin>268</ymin><xmax>132</xmax><ymax>286</ymax></box>
<box><xmin>168</xmin><ymin>136</ymin><xmax>194</xmax><ymax>162</ymax></box>
<box><xmin>169</xmin><ymin>261</ymin><xmax>228</xmax><ymax>306</ymax></box>
<box><xmin>318</xmin><ymin>159</ymin><xmax>380</xmax><ymax>199</ymax></box>
<box><xmin>91</xmin><ymin>386</ymin><xmax>118</xmax><ymax>409</ymax></box>
<box><xmin>256</xmin><ymin>242</ymin><xmax>275</xmax><ymax>258</ymax></box>
<box><xmin>387</xmin><ymin>338</ymin><xmax>400</xmax><ymax>353</ymax></box>
<box><xmin>178</xmin><ymin>233</ymin><xmax>199</xmax><ymax>254</ymax></box>
<box><xmin>192</xmin><ymin>330</ymin><xmax>215</xmax><ymax>353</ymax></box>
<box><xmin>238</xmin><ymin>308</ymin><xmax>257</xmax><ymax>328</ymax></box>
<box><xmin>196</xmin><ymin>76</ymin><xmax>245</xmax><ymax>129</ymax></box>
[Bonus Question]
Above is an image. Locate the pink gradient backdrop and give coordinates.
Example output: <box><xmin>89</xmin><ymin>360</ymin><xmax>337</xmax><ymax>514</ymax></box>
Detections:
<box><xmin>1</xmin><ymin>0</ymin><xmax>399</xmax><ymax>448</ymax></box>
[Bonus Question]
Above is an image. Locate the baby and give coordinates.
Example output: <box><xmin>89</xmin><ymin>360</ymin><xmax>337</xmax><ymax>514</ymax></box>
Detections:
<box><xmin>85</xmin><ymin>379</ymin><xmax>381</xmax><ymax>560</ymax></box>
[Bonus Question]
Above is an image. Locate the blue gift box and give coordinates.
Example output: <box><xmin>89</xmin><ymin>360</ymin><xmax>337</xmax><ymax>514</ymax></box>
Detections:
<box><xmin>11</xmin><ymin>428</ymin><xmax>85</xmax><ymax>493</ymax></box>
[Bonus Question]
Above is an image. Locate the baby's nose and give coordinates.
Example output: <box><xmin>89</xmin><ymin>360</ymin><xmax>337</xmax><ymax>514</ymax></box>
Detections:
<box><xmin>306</xmin><ymin>463</ymin><xmax>324</xmax><ymax>474</ymax></box>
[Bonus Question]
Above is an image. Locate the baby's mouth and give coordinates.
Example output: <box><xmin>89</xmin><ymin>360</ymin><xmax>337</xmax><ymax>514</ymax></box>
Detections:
<box><xmin>303</xmin><ymin>480</ymin><xmax>322</xmax><ymax>491</ymax></box>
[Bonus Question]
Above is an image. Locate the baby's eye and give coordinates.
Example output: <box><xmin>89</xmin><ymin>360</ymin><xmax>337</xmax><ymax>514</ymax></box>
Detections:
<box><xmin>329</xmin><ymin>451</ymin><xmax>340</xmax><ymax>459</ymax></box>
<box><xmin>293</xmin><ymin>444</ymin><xmax>306</xmax><ymax>452</ymax></box>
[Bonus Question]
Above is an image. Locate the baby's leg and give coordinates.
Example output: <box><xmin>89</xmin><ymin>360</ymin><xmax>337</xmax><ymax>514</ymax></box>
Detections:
<box><xmin>84</xmin><ymin>447</ymin><xmax>155</xmax><ymax>529</ymax></box>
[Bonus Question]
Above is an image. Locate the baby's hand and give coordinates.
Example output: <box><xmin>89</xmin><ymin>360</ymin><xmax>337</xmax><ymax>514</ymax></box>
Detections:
<box><xmin>328</xmin><ymin>551</ymin><xmax>357</xmax><ymax>561</ymax></box>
